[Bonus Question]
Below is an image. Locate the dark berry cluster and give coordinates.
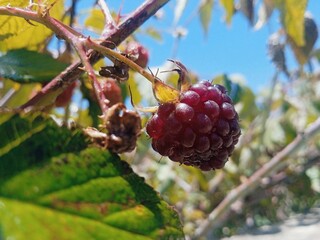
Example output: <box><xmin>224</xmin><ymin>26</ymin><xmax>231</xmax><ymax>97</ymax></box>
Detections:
<box><xmin>146</xmin><ymin>81</ymin><xmax>241</xmax><ymax>171</ymax></box>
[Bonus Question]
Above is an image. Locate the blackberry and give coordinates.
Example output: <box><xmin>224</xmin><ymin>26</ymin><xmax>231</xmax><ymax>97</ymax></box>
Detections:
<box><xmin>146</xmin><ymin>81</ymin><xmax>241</xmax><ymax>171</ymax></box>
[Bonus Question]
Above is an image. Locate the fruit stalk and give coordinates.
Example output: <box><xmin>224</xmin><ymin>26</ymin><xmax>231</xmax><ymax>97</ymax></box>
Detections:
<box><xmin>0</xmin><ymin>0</ymin><xmax>170</xmax><ymax>110</ymax></box>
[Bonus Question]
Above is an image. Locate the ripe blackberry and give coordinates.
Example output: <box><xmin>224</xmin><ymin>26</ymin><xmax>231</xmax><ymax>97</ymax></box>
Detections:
<box><xmin>146</xmin><ymin>81</ymin><xmax>241</xmax><ymax>171</ymax></box>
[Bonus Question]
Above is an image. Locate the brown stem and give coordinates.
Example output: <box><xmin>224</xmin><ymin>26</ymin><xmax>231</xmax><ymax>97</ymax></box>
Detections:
<box><xmin>97</xmin><ymin>0</ymin><xmax>117</xmax><ymax>36</ymax></box>
<box><xmin>0</xmin><ymin>0</ymin><xmax>170</xmax><ymax>111</ymax></box>
<box><xmin>85</xmin><ymin>38</ymin><xmax>155</xmax><ymax>84</ymax></box>
<box><xmin>193</xmin><ymin>116</ymin><xmax>320</xmax><ymax>239</ymax></box>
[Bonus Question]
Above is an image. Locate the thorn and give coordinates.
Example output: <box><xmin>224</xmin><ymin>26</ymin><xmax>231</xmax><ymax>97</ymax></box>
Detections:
<box><xmin>25</xmin><ymin>19</ymin><xmax>36</xmax><ymax>26</ymax></box>
<box><xmin>160</xmin><ymin>69</ymin><xmax>180</xmax><ymax>74</ymax></box>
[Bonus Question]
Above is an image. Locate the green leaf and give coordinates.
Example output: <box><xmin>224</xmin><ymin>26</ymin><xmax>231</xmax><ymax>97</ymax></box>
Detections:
<box><xmin>199</xmin><ymin>0</ymin><xmax>214</xmax><ymax>35</ymax></box>
<box><xmin>0</xmin><ymin>49</ymin><xmax>68</xmax><ymax>83</ymax></box>
<box><xmin>0</xmin><ymin>0</ymin><xmax>65</xmax><ymax>51</ymax></box>
<box><xmin>220</xmin><ymin>0</ymin><xmax>234</xmax><ymax>24</ymax></box>
<box><xmin>0</xmin><ymin>114</ymin><xmax>87</xmax><ymax>181</ymax></box>
<box><xmin>212</xmin><ymin>74</ymin><xmax>242</xmax><ymax>104</ymax></box>
<box><xmin>0</xmin><ymin>115</ymin><xmax>183</xmax><ymax>239</ymax></box>
<box><xmin>274</xmin><ymin>0</ymin><xmax>308</xmax><ymax>46</ymax></box>
<box><xmin>288</xmin><ymin>14</ymin><xmax>318</xmax><ymax>65</ymax></box>
<box><xmin>145</xmin><ymin>27</ymin><xmax>163</xmax><ymax>42</ymax></box>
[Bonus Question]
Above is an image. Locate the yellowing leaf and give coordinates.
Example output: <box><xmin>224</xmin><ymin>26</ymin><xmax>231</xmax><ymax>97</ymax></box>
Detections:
<box><xmin>127</xmin><ymin>73</ymin><xmax>142</xmax><ymax>105</ymax></box>
<box><xmin>84</xmin><ymin>8</ymin><xmax>105</xmax><ymax>33</ymax></box>
<box><xmin>153</xmin><ymin>79</ymin><xmax>180</xmax><ymax>104</ymax></box>
<box><xmin>220</xmin><ymin>0</ymin><xmax>234</xmax><ymax>24</ymax></box>
<box><xmin>0</xmin><ymin>0</ymin><xmax>65</xmax><ymax>51</ymax></box>
<box><xmin>199</xmin><ymin>0</ymin><xmax>214</xmax><ymax>35</ymax></box>
<box><xmin>274</xmin><ymin>0</ymin><xmax>307</xmax><ymax>46</ymax></box>
<box><xmin>288</xmin><ymin>14</ymin><xmax>318</xmax><ymax>65</ymax></box>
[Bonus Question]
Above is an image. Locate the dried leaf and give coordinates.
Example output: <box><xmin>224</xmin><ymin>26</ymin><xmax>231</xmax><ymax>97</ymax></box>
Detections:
<box><xmin>287</xmin><ymin>13</ymin><xmax>318</xmax><ymax>65</ymax></box>
<box><xmin>275</xmin><ymin>0</ymin><xmax>308</xmax><ymax>46</ymax></box>
<box><xmin>239</xmin><ymin>0</ymin><xmax>254</xmax><ymax>26</ymax></box>
<box><xmin>153</xmin><ymin>79</ymin><xmax>180</xmax><ymax>104</ymax></box>
<box><xmin>220</xmin><ymin>0</ymin><xmax>234</xmax><ymax>24</ymax></box>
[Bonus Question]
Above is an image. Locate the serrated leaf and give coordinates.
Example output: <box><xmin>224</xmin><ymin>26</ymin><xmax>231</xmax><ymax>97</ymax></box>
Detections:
<box><xmin>220</xmin><ymin>0</ymin><xmax>234</xmax><ymax>24</ymax></box>
<box><xmin>0</xmin><ymin>49</ymin><xmax>68</xmax><ymax>83</ymax></box>
<box><xmin>274</xmin><ymin>0</ymin><xmax>307</xmax><ymax>47</ymax></box>
<box><xmin>0</xmin><ymin>115</ymin><xmax>184</xmax><ymax>239</ymax></box>
<box><xmin>153</xmin><ymin>79</ymin><xmax>180</xmax><ymax>104</ymax></box>
<box><xmin>0</xmin><ymin>0</ymin><xmax>65</xmax><ymax>51</ymax></box>
<box><xmin>199</xmin><ymin>0</ymin><xmax>214</xmax><ymax>35</ymax></box>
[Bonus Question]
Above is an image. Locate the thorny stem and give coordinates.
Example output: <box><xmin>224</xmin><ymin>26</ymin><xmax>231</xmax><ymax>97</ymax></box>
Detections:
<box><xmin>85</xmin><ymin>39</ymin><xmax>156</xmax><ymax>84</ymax></box>
<box><xmin>193</xmin><ymin>116</ymin><xmax>320</xmax><ymax>239</ymax></box>
<box><xmin>0</xmin><ymin>0</ymin><xmax>170</xmax><ymax>112</ymax></box>
<box><xmin>74</xmin><ymin>39</ymin><xmax>108</xmax><ymax>113</ymax></box>
<box><xmin>97</xmin><ymin>0</ymin><xmax>117</xmax><ymax>36</ymax></box>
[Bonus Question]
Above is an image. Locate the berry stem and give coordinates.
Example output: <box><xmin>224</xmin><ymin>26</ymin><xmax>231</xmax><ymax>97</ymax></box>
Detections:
<box><xmin>0</xmin><ymin>0</ymin><xmax>170</xmax><ymax>111</ymax></box>
<box><xmin>194</xmin><ymin>116</ymin><xmax>320</xmax><ymax>239</ymax></box>
<box><xmin>85</xmin><ymin>39</ymin><xmax>156</xmax><ymax>84</ymax></box>
<box><xmin>97</xmin><ymin>0</ymin><xmax>117</xmax><ymax>37</ymax></box>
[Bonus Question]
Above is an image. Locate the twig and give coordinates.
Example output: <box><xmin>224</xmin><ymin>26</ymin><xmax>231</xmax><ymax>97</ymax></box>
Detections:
<box><xmin>85</xmin><ymin>38</ymin><xmax>156</xmax><ymax>84</ymax></box>
<box><xmin>193</xmin><ymin>116</ymin><xmax>320</xmax><ymax>239</ymax></box>
<box><xmin>97</xmin><ymin>0</ymin><xmax>117</xmax><ymax>36</ymax></box>
<box><xmin>74</xmin><ymin>39</ymin><xmax>108</xmax><ymax>113</ymax></box>
<box><xmin>0</xmin><ymin>0</ymin><xmax>170</xmax><ymax>111</ymax></box>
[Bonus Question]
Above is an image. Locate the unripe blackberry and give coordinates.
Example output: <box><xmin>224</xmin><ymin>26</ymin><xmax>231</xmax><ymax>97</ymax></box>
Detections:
<box><xmin>146</xmin><ymin>80</ymin><xmax>241</xmax><ymax>171</ymax></box>
<box><xmin>55</xmin><ymin>81</ymin><xmax>77</xmax><ymax>107</ymax></box>
<box><xmin>125</xmin><ymin>41</ymin><xmax>149</xmax><ymax>68</ymax></box>
<box><xmin>100</xmin><ymin>78</ymin><xmax>122</xmax><ymax>107</ymax></box>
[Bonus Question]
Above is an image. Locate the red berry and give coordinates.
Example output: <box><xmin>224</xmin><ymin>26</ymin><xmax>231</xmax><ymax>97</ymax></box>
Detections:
<box><xmin>55</xmin><ymin>81</ymin><xmax>77</xmax><ymax>107</ymax></box>
<box><xmin>146</xmin><ymin>81</ymin><xmax>241</xmax><ymax>171</ymax></box>
<box><xmin>101</xmin><ymin>78</ymin><xmax>122</xmax><ymax>107</ymax></box>
<box><xmin>180</xmin><ymin>91</ymin><xmax>200</xmax><ymax>106</ymax></box>
<box><xmin>125</xmin><ymin>41</ymin><xmax>149</xmax><ymax>68</ymax></box>
<box><xmin>221</xmin><ymin>102</ymin><xmax>236</xmax><ymax>119</ymax></box>
<box><xmin>175</xmin><ymin>103</ymin><xmax>194</xmax><ymax>122</ymax></box>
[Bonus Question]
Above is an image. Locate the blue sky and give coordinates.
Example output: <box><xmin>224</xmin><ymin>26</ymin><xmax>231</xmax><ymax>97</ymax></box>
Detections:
<box><xmin>77</xmin><ymin>0</ymin><xmax>320</xmax><ymax>92</ymax></box>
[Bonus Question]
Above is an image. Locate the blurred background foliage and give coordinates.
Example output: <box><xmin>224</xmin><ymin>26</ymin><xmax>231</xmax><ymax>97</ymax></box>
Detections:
<box><xmin>0</xmin><ymin>0</ymin><xmax>320</xmax><ymax>239</ymax></box>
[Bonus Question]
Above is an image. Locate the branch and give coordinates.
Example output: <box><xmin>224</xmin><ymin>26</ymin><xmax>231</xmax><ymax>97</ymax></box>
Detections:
<box><xmin>0</xmin><ymin>0</ymin><xmax>170</xmax><ymax>111</ymax></box>
<box><xmin>85</xmin><ymin>38</ymin><xmax>155</xmax><ymax>84</ymax></box>
<box><xmin>97</xmin><ymin>0</ymin><xmax>117</xmax><ymax>37</ymax></box>
<box><xmin>193</xmin><ymin>116</ymin><xmax>320</xmax><ymax>239</ymax></box>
